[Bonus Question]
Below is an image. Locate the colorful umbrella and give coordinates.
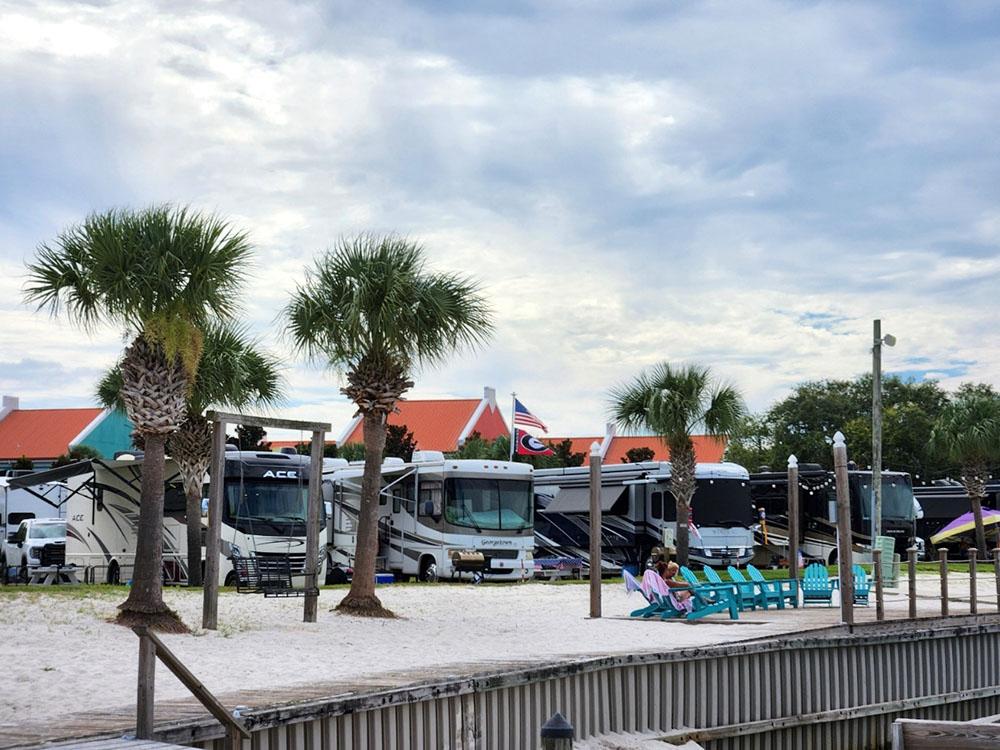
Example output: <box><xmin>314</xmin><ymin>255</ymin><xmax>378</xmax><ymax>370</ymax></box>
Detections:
<box><xmin>929</xmin><ymin>509</ymin><xmax>1000</xmax><ymax>545</ymax></box>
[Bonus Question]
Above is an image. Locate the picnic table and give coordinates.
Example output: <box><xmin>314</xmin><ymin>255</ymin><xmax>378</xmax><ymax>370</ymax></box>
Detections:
<box><xmin>28</xmin><ymin>564</ymin><xmax>80</xmax><ymax>585</ymax></box>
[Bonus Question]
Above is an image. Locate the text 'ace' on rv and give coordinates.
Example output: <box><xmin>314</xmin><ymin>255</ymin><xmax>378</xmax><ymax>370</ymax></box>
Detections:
<box><xmin>324</xmin><ymin>450</ymin><xmax>534</xmax><ymax>582</ymax></box>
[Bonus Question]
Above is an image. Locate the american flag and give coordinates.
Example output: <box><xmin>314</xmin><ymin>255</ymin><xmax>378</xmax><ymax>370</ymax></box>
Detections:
<box><xmin>513</xmin><ymin>398</ymin><xmax>547</xmax><ymax>433</ymax></box>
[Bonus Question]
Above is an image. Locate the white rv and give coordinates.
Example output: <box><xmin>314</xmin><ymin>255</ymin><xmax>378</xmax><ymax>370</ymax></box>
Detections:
<box><xmin>325</xmin><ymin>451</ymin><xmax>534</xmax><ymax>581</ymax></box>
<box><xmin>12</xmin><ymin>450</ymin><xmax>325</xmax><ymax>586</ymax></box>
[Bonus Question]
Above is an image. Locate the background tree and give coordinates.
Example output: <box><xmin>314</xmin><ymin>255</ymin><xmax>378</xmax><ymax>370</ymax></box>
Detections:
<box><xmin>337</xmin><ymin>443</ymin><xmax>366</xmax><ymax>462</ymax></box>
<box><xmin>623</xmin><ymin>446</ymin><xmax>655</xmax><ymax>464</ymax></box>
<box><xmin>25</xmin><ymin>205</ymin><xmax>251</xmax><ymax>631</ymax></box>
<box><xmin>234</xmin><ymin>424</ymin><xmax>271</xmax><ymax>451</ymax></box>
<box><xmin>98</xmin><ymin>322</ymin><xmax>282</xmax><ymax>587</ymax></box>
<box><xmin>929</xmin><ymin>388</ymin><xmax>1000</xmax><ymax>554</ymax></box>
<box><xmin>449</xmin><ymin>433</ymin><xmax>511</xmax><ymax>461</ymax></box>
<box><xmin>611</xmin><ymin>363</ymin><xmax>744</xmax><ymax>566</ymax></box>
<box><xmin>385</xmin><ymin>424</ymin><xmax>418</xmax><ymax>461</ymax></box>
<box><xmin>294</xmin><ymin>442</ymin><xmax>339</xmax><ymax>458</ymax></box>
<box><xmin>724</xmin><ymin>413</ymin><xmax>776</xmax><ymax>470</ymax></box>
<box><xmin>51</xmin><ymin>444</ymin><xmax>102</xmax><ymax>468</ymax></box>
<box><xmin>12</xmin><ymin>455</ymin><xmax>33</xmax><ymax>471</ymax></box>
<box><xmin>285</xmin><ymin>235</ymin><xmax>491</xmax><ymax>617</ymax></box>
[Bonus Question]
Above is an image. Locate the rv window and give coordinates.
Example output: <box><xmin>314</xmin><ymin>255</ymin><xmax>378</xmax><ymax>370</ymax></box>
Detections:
<box><xmin>651</xmin><ymin>492</ymin><xmax>663</xmax><ymax>521</ymax></box>
<box><xmin>418</xmin><ymin>481</ymin><xmax>442</xmax><ymax>518</ymax></box>
<box><xmin>6</xmin><ymin>512</ymin><xmax>34</xmax><ymax>527</ymax></box>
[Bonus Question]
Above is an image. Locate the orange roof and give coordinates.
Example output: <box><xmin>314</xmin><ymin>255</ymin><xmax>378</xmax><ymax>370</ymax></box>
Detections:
<box><xmin>543</xmin><ymin>437</ymin><xmax>602</xmax><ymax>458</ymax></box>
<box><xmin>342</xmin><ymin>399</ymin><xmax>484</xmax><ymax>452</ymax></box>
<box><xmin>0</xmin><ymin>408</ymin><xmax>104</xmax><ymax>460</ymax></box>
<box><xmin>603</xmin><ymin>435</ymin><xmax>726</xmax><ymax>464</ymax></box>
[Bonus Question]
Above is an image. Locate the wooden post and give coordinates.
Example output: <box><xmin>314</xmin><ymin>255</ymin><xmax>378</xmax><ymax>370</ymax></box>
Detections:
<box><xmin>136</xmin><ymin>626</ymin><xmax>155</xmax><ymax>739</ymax></box>
<box><xmin>907</xmin><ymin>547</ymin><xmax>918</xmax><ymax>619</ymax></box>
<box><xmin>994</xmin><ymin>548</ymin><xmax>1000</xmax><ymax>613</ymax></box>
<box><xmin>541</xmin><ymin>711</ymin><xmax>574</xmax><ymax>750</ymax></box>
<box><xmin>939</xmin><ymin>548</ymin><xmax>949</xmax><ymax>617</ymax></box>
<box><xmin>832</xmin><ymin>431</ymin><xmax>854</xmax><ymax>626</ymax></box>
<box><xmin>873</xmin><ymin>549</ymin><xmax>884</xmax><ymax>621</ymax></box>
<box><xmin>969</xmin><ymin>548</ymin><xmax>978</xmax><ymax>615</ymax></box>
<box><xmin>303</xmin><ymin>429</ymin><xmax>325</xmax><ymax>623</ymax></box>
<box><xmin>787</xmin><ymin>454</ymin><xmax>800</xmax><ymax>593</ymax></box>
<box><xmin>589</xmin><ymin>442</ymin><xmax>602</xmax><ymax>619</ymax></box>
<box><xmin>203</xmin><ymin>419</ymin><xmax>227</xmax><ymax>631</ymax></box>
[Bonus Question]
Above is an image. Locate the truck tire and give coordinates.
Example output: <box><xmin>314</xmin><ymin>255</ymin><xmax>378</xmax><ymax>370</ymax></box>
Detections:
<box><xmin>19</xmin><ymin>559</ymin><xmax>28</xmax><ymax>584</ymax></box>
<box><xmin>418</xmin><ymin>556</ymin><xmax>438</xmax><ymax>582</ymax></box>
<box><xmin>107</xmin><ymin>561</ymin><xmax>120</xmax><ymax>585</ymax></box>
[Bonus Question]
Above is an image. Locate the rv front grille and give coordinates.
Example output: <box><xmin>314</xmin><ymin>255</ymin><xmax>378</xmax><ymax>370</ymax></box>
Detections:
<box><xmin>40</xmin><ymin>543</ymin><xmax>66</xmax><ymax>567</ymax></box>
<box><xmin>485</xmin><ymin>549</ymin><xmax>521</xmax><ymax>560</ymax></box>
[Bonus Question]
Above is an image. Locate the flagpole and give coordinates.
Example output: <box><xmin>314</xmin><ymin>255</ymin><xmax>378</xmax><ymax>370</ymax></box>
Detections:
<box><xmin>509</xmin><ymin>392</ymin><xmax>516</xmax><ymax>461</ymax></box>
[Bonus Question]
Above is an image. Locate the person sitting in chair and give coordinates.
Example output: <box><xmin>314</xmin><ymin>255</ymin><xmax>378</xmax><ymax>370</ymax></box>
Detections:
<box><xmin>655</xmin><ymin>560</ymin><xmax>691</xmax><ymax>601</ymax></box>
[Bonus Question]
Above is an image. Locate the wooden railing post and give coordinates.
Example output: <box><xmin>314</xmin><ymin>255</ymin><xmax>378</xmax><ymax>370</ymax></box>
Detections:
<box><xmin>873</xmin><ymin>549</ymin><xmax>884</xmax><ymax>621</ymax></box>
<box><xmin>994</xmin><ymin>548</ymin><xmax>1000</xmax><ymax>613</ymax></box>
<box><xmin>541</xmin><ymin>712</ymin><xmax>574</xmax><ymax>750</ymax></box>
<box><xmin>969</xmin><ymin>548</ymin><xmax>978</xmax><ymax>615</ymax></box>
<box><xmin>136</xmin><ymin>625</ymin><xmax>155</xmax><ymax>739</ymax></box>
<box><xmin>907</xmin><ymin>547</ymin><xmax>918</xmax><ymax>619</ymax></box>
<box><xmin>939</xmin><ymin>548</ymin><xmax>949</xmax><ymax>617</ymax></box>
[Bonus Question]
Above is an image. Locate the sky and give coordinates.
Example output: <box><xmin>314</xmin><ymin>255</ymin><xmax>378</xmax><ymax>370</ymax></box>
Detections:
<box><xmin>1</xmin><ymin>0</ymin><xmax>999</xmax><ymax>441</ymax></box>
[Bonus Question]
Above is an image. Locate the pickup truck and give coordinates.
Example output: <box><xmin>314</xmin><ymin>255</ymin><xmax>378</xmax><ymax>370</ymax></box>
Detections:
<box><xmin>2</xmin><ymin>518</ymin><xmax>67</xmax><ymax>583</ymax></box>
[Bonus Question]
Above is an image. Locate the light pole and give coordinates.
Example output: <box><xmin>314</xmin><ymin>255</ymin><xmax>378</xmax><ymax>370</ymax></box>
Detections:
<box><xmin>871</xmin><ymin>319</ymin><xmax>896</xmax><ymax>543</ymax></box>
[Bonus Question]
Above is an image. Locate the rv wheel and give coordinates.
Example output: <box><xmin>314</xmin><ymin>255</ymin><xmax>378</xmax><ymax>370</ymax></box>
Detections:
<box><xmin>224</xmin><ymin>571</ymin><xmax>237</xmax><ymax>588</ymax></box>
<box><xmin>418</xmin><ymin>557</ymin><xmax>438</xmax><ymax>583</ymax></box>
<box><xmin>827</xmin><ymin>549</ymin><xmax>838</xmax><ymax>566</ymax></box>
<box><xmin>107</xmin><ymin>561</ymin><xmax>120</xmax><ymax>585</ymax></box>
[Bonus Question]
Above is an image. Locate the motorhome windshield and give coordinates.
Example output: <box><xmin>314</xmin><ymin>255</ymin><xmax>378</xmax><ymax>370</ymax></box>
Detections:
<box><xmin>444</xmin><ymin>478</ymin><xmax>532</xmax><ymax>531</ymax></box>
<box><xmin>28</xmin><ymin>522</ymin><xmax>65</xmax><ymax>539</ymax></box>
<box><xmin>858</xmin><ymin>475</ymin><xmax>915</xmax><ymax>522</ymax></box>
<box><xmin>690</xmin><ymin>479</ymin><xmax>754</xmax><ymax>527</ymax></box>
<box><xmin>223</xmin><ymin>480</ymin><xmax>323</xmax><ymax>534</ymax></box>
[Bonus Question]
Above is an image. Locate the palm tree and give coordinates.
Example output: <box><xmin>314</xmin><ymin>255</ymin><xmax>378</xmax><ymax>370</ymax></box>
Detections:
<box><xmin>610</xmin><ymin>363</ymin><xmax>745</xmax><ymax>566</ymax></box>
<box><xmin>285</xmin><ymin>235</ymin><xmax>492</xmax><ymax>617</ymax></box>
<box><xmin>98</xmin><ymin>321</ymin><xmax>283</xmax><ymax>587</ymax></box>
<box><xmin>24</xmin><ymin>206</ymin><xmax>251</xmax><ymax>631</ymax></box>
<box><xmin>929</xmin><ymin>389</ymin><xmax>1000</xmax><ymax>555</ymax></box>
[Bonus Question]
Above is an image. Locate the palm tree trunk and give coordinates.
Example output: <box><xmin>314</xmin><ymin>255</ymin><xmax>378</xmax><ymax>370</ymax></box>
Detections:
<box><xmin>336</xmin><ymin>411</ymin><xmax>394</xmax><ymax>617</ymax></box>
<box><xmin>169</xmin><ymin>416</ymin><xmax>212</xmax><ymax>587</ymax></box>
<box><xmin>116</xmin><ymin>433</ymin><xmax>188</xmax><ymax>632</ymax></box>
<box><xmin>965</xmin><ymin>465</ymin><xmax>988</xmax><ymax>557</ymax></box>
<box><xmin>184</xmin><ymin>482</ymin><xmax>204</xmax><ymax>587</ymax></box>
<box><xmin>670</xmin><ymin>439</ymin><xmax>697</xmax><ymax>567</ymax></box>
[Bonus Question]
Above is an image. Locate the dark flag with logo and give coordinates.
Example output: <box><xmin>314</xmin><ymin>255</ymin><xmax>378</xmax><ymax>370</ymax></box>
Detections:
<box><xmin>514</xmin><ymin>428</ymin><xmax>555</xmax><ymax>456</ymax></box>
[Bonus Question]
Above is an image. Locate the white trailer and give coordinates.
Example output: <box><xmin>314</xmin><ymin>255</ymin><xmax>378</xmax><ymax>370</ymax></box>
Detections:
<box><xmin>10</xmin><ymin>450</ymin><xmax>325</xmax><ymax>586</ymax></box>
<box><xmin>325</xmin><ymin>451</ymin><xmax>534</xmax><ymax>581</ymax></box>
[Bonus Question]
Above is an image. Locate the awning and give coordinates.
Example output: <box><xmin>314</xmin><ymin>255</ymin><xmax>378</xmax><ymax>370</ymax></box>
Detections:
<box><xmin>7</xmin><ymin>461</ymin><xmax>94</xmax><ymax>489</ymax></box>
<box><xmin>543</xmin><ymin>485</ymin><xmax>627</xmax><ymax>514</ymax></box>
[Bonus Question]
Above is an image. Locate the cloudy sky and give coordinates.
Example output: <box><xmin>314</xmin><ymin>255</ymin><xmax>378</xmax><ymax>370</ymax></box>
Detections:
<box><xmin>1</xmin><ymin>0</ymin><xmax>999</xmax><ymax>440</ymax></box>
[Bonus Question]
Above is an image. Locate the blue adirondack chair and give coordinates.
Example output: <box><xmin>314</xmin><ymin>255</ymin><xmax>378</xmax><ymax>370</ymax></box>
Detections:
<box><xmin>702</xmin><ymin>565</ymin><xmax>751</xmax><ymax>611</ymax></box>
<box><xmin>853</xmin><ymin>564</ymin><xmax>871</xmax><ymax>606</ymax></box>
<box><xmin>624</xmin><ymin>569</ymin><xmax>688</xmax><ymax>619</ymax></box>
<box><xmin>727</xmin><ymin>566</ymin><xmax>767</xmax><ymax>610</ymax></box>
<box><xmin>801</xmin><ymin>563</ymin><xmax>834</xmax><ymax>606</ymax></box>
<box><xmin>746</xmin><ymin>564</ymin><xmax>798</xmax><ymax>608</ymax></box>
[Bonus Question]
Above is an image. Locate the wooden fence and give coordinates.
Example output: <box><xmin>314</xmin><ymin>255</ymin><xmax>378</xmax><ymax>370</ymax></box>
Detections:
<box><xmin>146</xmin><ymin>616</ymin><xmax>1000</xmax><ymax>750</ymax></box>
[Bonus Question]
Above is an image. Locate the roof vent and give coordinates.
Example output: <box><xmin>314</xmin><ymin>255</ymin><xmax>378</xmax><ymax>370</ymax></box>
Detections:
<box><xmin>412</xmin><ymin>450</ymin><xmax>445</xmax><ymax>463</ymax></box>
<box><xmin>383</xmin><ymin>457</ymin><xmax>406</xmax><ymax>466</ymax></box>
<box><xmin>323</xmin><ymin>458</ymin><xmax>349</xmax><ymax>469</ymax></box>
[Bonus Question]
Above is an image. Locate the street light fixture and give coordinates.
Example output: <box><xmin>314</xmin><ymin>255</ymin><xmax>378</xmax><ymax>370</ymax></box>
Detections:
<box><xmin>872</xmin><ymin>319</ymin><xmax>896</xmax><ymax>542</ymax></box>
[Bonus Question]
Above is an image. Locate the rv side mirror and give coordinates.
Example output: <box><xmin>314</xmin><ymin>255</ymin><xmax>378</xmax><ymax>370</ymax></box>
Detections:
<box><xmin>201</xmin><ymin>498</ymin><xmax>210</xmax><ymax>517</ymax></box>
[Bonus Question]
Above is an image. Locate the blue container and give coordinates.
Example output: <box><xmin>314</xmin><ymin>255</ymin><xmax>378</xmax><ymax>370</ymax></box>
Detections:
<box><xmin>375</xmin><ymin>573</ymin><xmax>395</xmax><ymax>585</ymax></box>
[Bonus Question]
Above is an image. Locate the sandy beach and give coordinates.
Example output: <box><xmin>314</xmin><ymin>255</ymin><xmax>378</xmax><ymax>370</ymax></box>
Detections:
<box><xmin>0</xmin><ymin>575</ymin><xmax>990</xmax><ymax>727</ymax></box>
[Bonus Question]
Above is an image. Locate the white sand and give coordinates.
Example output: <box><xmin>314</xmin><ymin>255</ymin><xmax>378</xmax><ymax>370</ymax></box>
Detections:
<box><xmin>0</xmin><ymin>575</ymin><xmax>989</xmax><ymax>726</ymax></box>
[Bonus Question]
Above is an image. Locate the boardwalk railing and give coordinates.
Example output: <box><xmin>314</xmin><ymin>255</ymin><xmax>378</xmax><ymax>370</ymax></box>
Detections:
<box><xmin>133</xmin><ymin>626</ymin><xmax>250</xmax><ymax>750</ymax></box>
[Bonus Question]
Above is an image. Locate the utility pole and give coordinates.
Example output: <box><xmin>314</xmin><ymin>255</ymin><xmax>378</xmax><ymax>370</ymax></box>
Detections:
<box><xmin>872</xmin><ymin>319</ymin><xmax>883</xmax><ymax>542</ymax></box>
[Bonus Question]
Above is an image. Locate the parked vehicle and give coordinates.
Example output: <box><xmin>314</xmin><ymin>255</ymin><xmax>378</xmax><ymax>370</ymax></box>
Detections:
<box><xmin>2</xmin><ymin>517</ymin><xmax>67</xmax><ymax>582</ymax></box>
<box><xmin>8</xmin><ymin>450</ymin><xmax>325</xmax><ymax>586</ymax></box>
<box><xmin>534</xmin><ymin>461</ymin><xmax>756</xmax><ymax>570</ymax></box>
<box><xmin>913</xmin><ymin>480</ymin><xmax>1000</xmax><ymax>554</ymax></box>
<box><xmin>325</xmin><ymin>451</ymin><xmax>534</xmax><ymax>581</ymax></box>
<box><xmin>749</xmin><ymin>465</ymin><xmax>918</xmax><ymax>565</ymax></box>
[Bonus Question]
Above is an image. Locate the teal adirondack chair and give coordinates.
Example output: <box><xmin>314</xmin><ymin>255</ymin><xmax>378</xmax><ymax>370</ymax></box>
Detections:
<box><xmin>801</xmin><ymin>563</ymin><xmax>834</xmax><ymax>606</ymax></box>
<box><xmin>703</xmin><ymin>565</ymin><xmax>750</xmax><ymax>611</ymax></box>
<box><xmin>746</xmin><ymin>564</ymin><xmax>798</xmax><ymax>608</ymax></box>
<box><xmin>727</xmin><ymin>566</ymin><xmax>767</xmax><ymax>610</ymax></box>
<box><xmin>853</xmin><ymin>564</ymin><xmax>871</xmax><ymax>606</ymax></box>
<box><xmin>676</xmin><ymin>566</ymin><xmax>740</xmax><ymax>620</ymax></box>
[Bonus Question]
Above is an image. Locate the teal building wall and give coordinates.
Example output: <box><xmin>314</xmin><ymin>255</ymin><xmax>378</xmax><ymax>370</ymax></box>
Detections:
<box><xmin>78</xmin><ymin>409</ymin><xmax>134</xmax><ymax>458</ymax></box>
